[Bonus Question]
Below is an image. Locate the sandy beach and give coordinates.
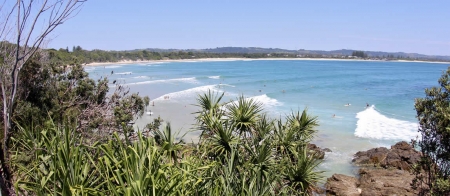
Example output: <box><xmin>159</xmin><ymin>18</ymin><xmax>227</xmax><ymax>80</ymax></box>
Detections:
<box><xmin>84</xmin><ymin>57</ymin><xmax>450</xmax><ymax>67</ymax></box>
<box><xmin>133</xmin><ymin>99</ymin><xmax>201</xmax><ymax>143</ymax></box>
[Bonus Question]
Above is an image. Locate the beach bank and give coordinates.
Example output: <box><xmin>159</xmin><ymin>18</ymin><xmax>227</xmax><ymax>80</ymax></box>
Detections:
<box><xmin>84</xmin><ymin>57</ymin><xmax>450</xmax><ymax>67</ymax></box>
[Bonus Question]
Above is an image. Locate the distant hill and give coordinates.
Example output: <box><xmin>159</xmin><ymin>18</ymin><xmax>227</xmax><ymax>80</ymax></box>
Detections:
<box><xmin>136</xmin><ymin>47</ymin><xmax>450</xmax><ymax>61</ymax></box>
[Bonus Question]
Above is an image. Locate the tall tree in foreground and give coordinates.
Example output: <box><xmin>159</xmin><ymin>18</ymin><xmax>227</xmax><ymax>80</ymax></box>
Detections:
<box><xmin>0</xmin><ymin>0</ymin><xmax>85</xmax><ymax>194</ymax></box>
<box><xmin>414</xmin><ymin>67</ymin><xmax>450</xmax><ymax>195</ymax></box>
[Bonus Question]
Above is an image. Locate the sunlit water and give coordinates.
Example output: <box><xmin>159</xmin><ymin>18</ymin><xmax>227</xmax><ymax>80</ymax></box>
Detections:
<box><xmin>86</xmin><ymin>59</ymin><xmax>449</xmax><ymax>177</ymax></box>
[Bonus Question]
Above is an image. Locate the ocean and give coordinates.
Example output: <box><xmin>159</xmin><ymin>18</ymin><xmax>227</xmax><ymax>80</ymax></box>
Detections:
<box><xmin>86</xmin><ymin>59</ymin><xmax>449</xmax><ymax>177</ymax></box>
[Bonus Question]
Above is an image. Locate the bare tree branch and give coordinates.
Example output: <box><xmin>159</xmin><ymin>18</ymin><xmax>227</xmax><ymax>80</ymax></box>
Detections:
<box><xmin>0</xmin><ymin>0</ymin><xmax>85</xmax><ymax>194</ymax></box>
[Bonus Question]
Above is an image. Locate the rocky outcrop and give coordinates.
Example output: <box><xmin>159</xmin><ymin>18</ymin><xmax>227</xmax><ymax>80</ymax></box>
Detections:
<box><xmin>352</xmin><ymin>141</ymin><xmax>421</xmax><ymax>171</ymax></box>
<box><xmin>326</xmin><ymin>174</ymin><xmax>361</xmax><ymax>196</ymax></box>
<box><xmin>308</xmin><ymin>143</ymin><xmax>332</xmax><ymax>159</ymax></box>
<box><xmin>358</xmin><ymin>168</ymin><xmax>417</xmax><ymax>196</ymax></box>
<box><xmin>325</xmin><ymin>141</ymin><xmax>421</xmax><ymax>196</ymax></box>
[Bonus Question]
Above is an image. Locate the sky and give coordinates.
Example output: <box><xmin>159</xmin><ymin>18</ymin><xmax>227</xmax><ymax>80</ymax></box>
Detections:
<box><xmin>48</xmin><ymin>1</ymin><xmax>450</xmax><ymax>56</ymax></box>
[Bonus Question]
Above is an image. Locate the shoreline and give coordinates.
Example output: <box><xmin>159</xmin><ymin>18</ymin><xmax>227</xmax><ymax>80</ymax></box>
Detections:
<box><xmin>84</xmin><ymin>57</ymin><xmax>450</xmax><ymax>67</ymax></box>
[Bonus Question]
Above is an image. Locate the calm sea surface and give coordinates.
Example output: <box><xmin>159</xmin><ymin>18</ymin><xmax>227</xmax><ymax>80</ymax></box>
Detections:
<box><xmin>86</xmin><ymin>59</ymin><xmax>449</xmax><ymax>176</ymax></box>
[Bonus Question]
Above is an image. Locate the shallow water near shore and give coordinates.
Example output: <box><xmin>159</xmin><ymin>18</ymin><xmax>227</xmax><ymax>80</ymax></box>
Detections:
<box><xmin>86</xmin><ymin>59</ymin><xmax>449</xmax><ymax>177</ymax></box>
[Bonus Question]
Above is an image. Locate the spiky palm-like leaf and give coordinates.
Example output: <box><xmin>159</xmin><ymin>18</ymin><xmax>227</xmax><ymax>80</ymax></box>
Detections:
<box><xmin>195</xmin><ymin>90</ymin><xmax>226</xmax><ymax>140</ymax></box>
<box><xmin>204</xmin><ymin>121</ymin><xmax>238</xmax><ymax>159</ymax></box>
<box><xmin>273</xmin><ymin>118</ymin><xmax>298</xmax><ymax>156</ymax></box>
<box><xmin>195</xmin><ymin>89</ymin><xmax>224</xmax><ymax>114</ymax></box>
<box><xmin>98</xmin><ymin>132</ymin><xmax>183</xmax><ymax>195</ymax></box>
<box><xmin>244</xmin><ymin>140</ymin><xmax>278</xmax><ymax>195</ymax></box>
<box><xmin>226</xmin><ymin>95</ymin><xmax>263</xmax><ymax>136</ymax></box>
<box><xmin>253</xmin><ymin>114</ymin><xmax>275</xmax><ymax>144</ymax></box>
<box><xmin>283</xmin><ymin>147</ymin><xmax>323</xmax><ymax>195</ymax></box>
<box><xmin>153</xmin><ymin>122</ymin><xmax>184</xmax><ymax>164</ymax></box>
<box><xmin>11</xmin><ymin>123</ymin><xmax>103</xmax><ymax>195</ymax></box>
<box><xmin>285</xmin><ymin>109</ymin><xmax>318</xmax><ymax>143</ymax></box>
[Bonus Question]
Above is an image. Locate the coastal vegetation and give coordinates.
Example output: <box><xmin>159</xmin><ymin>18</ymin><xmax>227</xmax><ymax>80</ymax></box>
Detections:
<box><xmin>1</xmin><ymin>1</ymin><xmax>450</xmax><ymax>195</ymax></box>
<box><xmin>351</xmin><ymin>51</ymin><xmax>368</xmax><ymax>58</ymax></box>
<box><xmin>5</xmin><ymin>67</ymin><xmax>326</xmax><ymax>195</ymax></box>
<box><xmin>48</xmin><ymin>46</ymin><xmax>450</xmax><ymax>66</ymax></box>
<box><xmin>0</xmin><ymin>1</ymin><xmax>324</xmax><ymax>195</ymax></box>
<box><xmin>413</xmin><ymin>67</ymin><xmax>450</xmax><ymax>195</ymax></box>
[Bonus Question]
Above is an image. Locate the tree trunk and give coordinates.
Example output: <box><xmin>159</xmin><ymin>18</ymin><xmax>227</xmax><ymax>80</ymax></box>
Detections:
<box><xmin>0</xmin><ymin>143</ymin><xmax>11</xmax><ymax>195</ymax></box>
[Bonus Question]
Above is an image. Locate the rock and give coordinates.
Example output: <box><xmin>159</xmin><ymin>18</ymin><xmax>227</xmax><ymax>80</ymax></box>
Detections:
<box><xmin>353</xmin><ymin>147</ymin><xmax>389</xmax><ymax>166</ymax></box>
<box><xmin>325</xmin><ymin>141</ymin><xmax>422</xmax><ymax>196</ymax></box>
<box><xmin>386</xmin><ymin>141</ymin><xmax>421</xmax><ymax>171</ymax></box>
<box><xmin>358</xmin><ymin>168</ymin><xmax>418</xmax><ymax>196</ymax></box>
<box><xmin>352</xmin><ymin>141</ymin><xmax>421</xmax><ymax>171</ymax></box>
<box><xmin>326</xmin><ymin>174</ymin><xmax>361</xmax><ymax>196</ymax></box>
<box><xmin>308</xmin><ymin>143</ymin><xmax>331</xmax><ymax>159</ymax></box>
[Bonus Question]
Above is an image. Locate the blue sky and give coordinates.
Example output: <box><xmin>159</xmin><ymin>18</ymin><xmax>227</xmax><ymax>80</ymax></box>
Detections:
<box><xmin>49</xmin><ymin>1</ymin><xmax>450</xmax><ymax>56</ymax></box>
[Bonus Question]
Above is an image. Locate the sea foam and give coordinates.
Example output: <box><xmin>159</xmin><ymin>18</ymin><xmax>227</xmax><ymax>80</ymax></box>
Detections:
<box><xmin>133</xmin><ymin>76</ymin><xmax>149</xmax><ymax>79</ymax></box>
<box><xmin>225</xmin><ymin>94</ymin><xmax>282</xmax><ymax>109</ymax></box>
<box><xmin>355</xmin><ymin>106</ymin><xmax>419</xmax><ymax>141</ymax></box>
<box><xmin>105</xmin><ymin>65</ymin><xmax>123</xmax><ymax>69</ymax></box>
<box><xmin>115</xmin><ymin>72</ymin><xmax>132</xmax><ymax>75</ymax></box>
<box><xmin>250</xmin><ymin>94</ymin><xmax>283</xmax><ymax>108</ymax></box>
<box><xmin>153</xmin><ymin>84</ymin><xmax>221</xmax><ymax>101</ymax></box>
<box><xmin>208</xmin><ymin>75</ymin><xmax>220</xmax><ymax>79</ymax></box>
<box><xmin>128</xmin><ymin>77</ymin><xmax>198</xmax><ymax>85</ymax></box>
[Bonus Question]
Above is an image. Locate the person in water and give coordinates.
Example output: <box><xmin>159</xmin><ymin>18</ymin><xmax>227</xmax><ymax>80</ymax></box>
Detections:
<box><xmin>366</xmin><ymin>103</ymin><xmax>369</xmax><ymax>107</ymax></box>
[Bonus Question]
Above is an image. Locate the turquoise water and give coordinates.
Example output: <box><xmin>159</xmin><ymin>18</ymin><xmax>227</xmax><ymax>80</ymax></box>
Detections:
<box><xmin>86</xmin><ymin>59</ymin><xmax>449</xmax><ymax>176</ymax></box>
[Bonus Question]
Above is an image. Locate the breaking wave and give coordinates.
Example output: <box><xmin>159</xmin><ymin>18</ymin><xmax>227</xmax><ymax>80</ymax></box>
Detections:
<box><xmin>153</xmin><ymin>85</ymin><xmax>222</xmax><ymax>101</ymax></box>
<box><xmin>355</xmin><ymin>106</ymin><xmax>419</xmax><ymax>141</ymax></box>
<box><xmin>114</xmin><ymin>72</ymin><xmax>132</xmax><ymax>75</ymax></box>
<box><xmin>105</xmin><ymin>65</ymin><xmax>122</xmax><ymax>69</ymax></box>
<box><xmin>208</xmin><ymin>75</ymin><xmax>220</xmax><ymax>79</ymax></box>
<box><xmin>225</xmin><ymin>94</ymin><xmax>282</xmax><ymax>109</ymax></box>
<box><xmin>128</xmin><ymin>77</ymin><xmax>198</xmax><ymax>85</ymax></box>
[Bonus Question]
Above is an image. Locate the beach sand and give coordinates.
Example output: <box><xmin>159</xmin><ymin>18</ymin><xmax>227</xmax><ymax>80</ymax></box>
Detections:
<box><xmin>133</xmin><ymin>99</ymin><xmax>201</xmax><ymax>143</ymax></box>
<box><xmin>84</xmin><ymin>57</ymin><xmax>449</xmax><ymax>67</ymax></box>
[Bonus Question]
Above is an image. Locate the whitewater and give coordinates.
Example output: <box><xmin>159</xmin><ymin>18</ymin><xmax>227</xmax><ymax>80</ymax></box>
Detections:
<box><xmin>86</xmin><ymin>59</ymin><xmax>449</xmax><ymax>177</ymax></box>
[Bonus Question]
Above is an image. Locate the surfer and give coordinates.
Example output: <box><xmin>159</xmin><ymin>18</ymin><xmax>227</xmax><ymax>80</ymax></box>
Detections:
<box><xmin>332</xmin><ymin>114</ymin><xmax>335</xmax><ymax>118</ymax></box>
<box><xmin>366</xmin><ymin>103</ymin><xmax>369</xmax><ymax>108</ymax></box>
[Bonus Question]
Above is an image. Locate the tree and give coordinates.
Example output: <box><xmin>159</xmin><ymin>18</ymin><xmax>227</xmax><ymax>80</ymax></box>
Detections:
<box><xmin>0</xmin><ymin>0</ymin><xmax>85</xmax><ymax>193</ymax></box>
<box><xmin>351</xmin><ymin>51</ymin><xmax>367</xmax><ymax>58</ymax></box>
<box><xmin>195</xmin><ymin>92</ymin><xmax>323</xmax><ymax>194</ymax></box>
<box><xmin>414</xmin><ymin>67</ymin><xmax>450</xmax><ymax>195</ymax></box>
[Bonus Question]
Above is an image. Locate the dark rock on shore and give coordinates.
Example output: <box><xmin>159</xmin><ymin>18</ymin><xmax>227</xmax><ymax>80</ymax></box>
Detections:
<box><xmin>325</xmin><ymin>141</ymin><xmax>421</xmax><ymax>196</ymax></box>
<box><xmin>308</xmin><ymin>143</ymin><xmax>332</xmax><ymax>159</ymax></box>
<box><xmin>352</xmin><ymin>141</ymin><xmax>421</xmax><ymax>171</ymax></box>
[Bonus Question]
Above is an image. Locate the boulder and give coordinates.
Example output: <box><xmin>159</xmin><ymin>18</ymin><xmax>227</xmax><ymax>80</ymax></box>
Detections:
<box><xmin>326</xmin><ymin>141</ymin><xmax>422</xmax><ymax>196</ymax></box>
<box><xmin>353</xmin><ymin>147</ymin><xmax>389</xmax><ymax>166</ymax></box>
<box><xmin>384</xmin><ymin>141</ymin><xmax>421</xmax><ymax>171</ymax></box>
<box><xmin>358</xmin><ymin>168</ymin><xmax>418</xmax><ymax>196</ymax></box>
<box><xmin>308</xmin><ymin>143</ymin><xmax>332</xmax><ymax>159</ymax></box>
<box><xmin>326</xmin><ymin>174</ymin><xmax>361</xmax><ymax>196</ymax></box>
<box><xmin>352</xmin><ymin>141</ymin><xmax>421</xmax><ymax>171</ymax></box>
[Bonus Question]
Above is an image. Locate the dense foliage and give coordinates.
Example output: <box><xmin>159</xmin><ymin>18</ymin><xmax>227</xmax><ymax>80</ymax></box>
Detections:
<box><xmin>5</xmin><ymin>59</ymin><xmax>150</xmax><ymax>141</ymax></box>
<box><xmin>48</xmin><ymin>47</ymin><xmax>305</xmax><ymax>65</ymax></box>
<box><xmin>413</xmin><ymin>67</ymin><xmax>450</xmax><ymax>195</ymax></box>
<box><xmin>9</xmin><ymin>89</ymin><xmax>324</xmax><ymax>195</ymax></box>
<box><xmin>47</xmin><ymin>46</ymin><xmax>450</xmax><ymax>65</ymax></box>
<box><xmin>351</xmin><ymin>51</ymin><xmax>368</xmax><ymax>58</ymax></box>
